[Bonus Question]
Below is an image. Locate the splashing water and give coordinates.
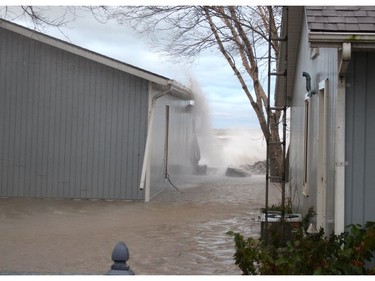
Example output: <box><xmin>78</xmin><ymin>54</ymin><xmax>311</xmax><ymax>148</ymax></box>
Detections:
<box><xmin>189</xmin><ymin>79</ymin><xmax>266</xmax><ymax>173</ymax></box>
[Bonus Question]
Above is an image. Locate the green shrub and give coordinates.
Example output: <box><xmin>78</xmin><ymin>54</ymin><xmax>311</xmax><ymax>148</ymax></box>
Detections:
<box><xmin>260</xmin><ymin>198</ymin><xmax>294</xmax><ymax>214</ymax></box>
<box><xmin>227</xmin><ymin>214</ymin><xmax>375</xmax><ymax>275</ymax></box>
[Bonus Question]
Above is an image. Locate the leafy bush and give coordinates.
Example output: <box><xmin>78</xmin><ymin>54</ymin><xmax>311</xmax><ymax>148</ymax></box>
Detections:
<box><xmin>227</xmin><ymin>214</ymin><xmax>375</xmax><ymax>275</ymax></box>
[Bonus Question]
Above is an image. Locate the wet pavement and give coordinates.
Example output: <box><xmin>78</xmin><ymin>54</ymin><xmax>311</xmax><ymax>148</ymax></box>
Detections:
<box><xmin>0</xmin><ymin>174</ymin><xmax>281</xmax><ymax>275</ymax></box>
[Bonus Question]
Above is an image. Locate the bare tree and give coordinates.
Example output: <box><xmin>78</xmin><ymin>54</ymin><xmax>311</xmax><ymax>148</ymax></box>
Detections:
<box><xmin>102</xmin><ymin>6</ymin><xmax>284</xmax><ymax>177</ymax></box>
<box><xmin>0</xmin><ymin>6</ymin><xmax>75</xmax><ymax>32</ymax></box>
<box><xmin>0</xmin><ymin>6</ymin><xmax>110</xmax><ymax>39</ymax></box>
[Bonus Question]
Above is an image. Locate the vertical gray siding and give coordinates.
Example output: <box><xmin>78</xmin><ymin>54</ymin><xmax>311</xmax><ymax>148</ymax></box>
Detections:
<box><xmin>0</xmin><ymin>27</ymin><xmax>148</xmax><ymax>200</ymax></box>
<box><xmin>289</xmin><ymin>13</ymin><xmax>338</xmax><ymax>233</ymax></box>
<box><xmin>345</xmin><ymin>52</ymin><xmax>375</xmax><ymax>226</ymax></box>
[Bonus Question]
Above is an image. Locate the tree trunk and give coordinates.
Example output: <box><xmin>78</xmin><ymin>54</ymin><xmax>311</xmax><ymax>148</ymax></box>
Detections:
<box><xmin>268</xmin><ymin>113</ymin><xmax>284</xmax><ymax>181</ymax></box>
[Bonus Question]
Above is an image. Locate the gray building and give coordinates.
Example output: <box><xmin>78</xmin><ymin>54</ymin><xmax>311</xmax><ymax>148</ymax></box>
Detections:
<box><xmin>281</xmin><ymin>7</ymin><xmax>375</xmax><ymax>234</ymax></box>
<box><xmin>0</xmin><ymin>19</ymin><xmax>199</xmax><ymax>202</ymax></box>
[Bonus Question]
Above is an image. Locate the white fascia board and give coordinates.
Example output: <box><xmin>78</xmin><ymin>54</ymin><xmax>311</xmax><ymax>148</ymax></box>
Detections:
<box><xmin>0</xmin><ymin>19</ymin><xmax>170</xmax><ymax>86</ymax></box>
<box><xmin>309</xmin><ymin>32</ymin><xmax>375</xmax><ymax>49</ymax></box>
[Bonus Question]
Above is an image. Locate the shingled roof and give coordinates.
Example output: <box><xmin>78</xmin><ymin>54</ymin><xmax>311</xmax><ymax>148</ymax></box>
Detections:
<box><xmin>306</xmin><ymin>6</ymin><xmax>375</xmax><ymax>32</ymax></box>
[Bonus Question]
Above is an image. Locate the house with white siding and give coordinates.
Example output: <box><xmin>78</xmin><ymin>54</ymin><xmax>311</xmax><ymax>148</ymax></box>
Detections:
<box><xmin>0</xmin><ymin>19</ymin><xmax>199</xmax><ymax>202</ymax></box>
<box><xmin>282</xmin><ymin>6</ymin><xmax>375</xmax><ymax>234</ymax></box>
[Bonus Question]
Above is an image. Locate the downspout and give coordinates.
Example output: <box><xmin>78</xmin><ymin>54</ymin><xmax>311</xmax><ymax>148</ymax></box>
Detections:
<box><xmin>335</xmin><ymin>42</ymin><xmax>351</xmax><ymax>233</ymax></box>
<box><xmin>140</xmin><ymin>82</ymin><xmax>173</xmax><ymax>202</ymax></box>
<box><xmin>302</xmin><ymin>72</ymin><xmax>316</xmax><ymax>96</ymax></box>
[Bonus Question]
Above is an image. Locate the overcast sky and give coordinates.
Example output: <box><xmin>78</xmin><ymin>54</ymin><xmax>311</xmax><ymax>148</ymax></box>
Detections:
<box><xmin>3</xmin><ymin>6</ymin><xmax>265</xmax><ymax>130</ymax></box>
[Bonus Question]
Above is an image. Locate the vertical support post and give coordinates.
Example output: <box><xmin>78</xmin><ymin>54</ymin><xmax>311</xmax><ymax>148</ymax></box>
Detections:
<box><xmin>281</xmin><ymin>7</ymin><xmax>289</xmax><ymax>236</ymax></box>
<box><xmin>317</xmin><ymin>79</ymin><xmax>328</xmax><ymax>230</ymax></box>
<box><xmin>265</xmin><ymin>6</ymin><xmax>273</xmax><ymax>245</ymax></box>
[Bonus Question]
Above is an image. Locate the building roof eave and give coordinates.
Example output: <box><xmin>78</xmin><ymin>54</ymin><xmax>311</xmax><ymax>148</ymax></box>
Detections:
<box><xmin>169</xmin><ymin>80</ymin><xmax>194</xmax><ymax>100</ymax></box>
<box><xmin>0</xmin><ymin>19</ymin><xmax>172</xmax><ymax>87</ymax></box>
<box><xmin>309</xmin><ymin>32</ymin><xmax>375</xmax><ymax>49</ymax></box>
<box><xmin>275</xmin><ymin>6</ymin><xmax>304</xmax><ymax>107</ymax></box>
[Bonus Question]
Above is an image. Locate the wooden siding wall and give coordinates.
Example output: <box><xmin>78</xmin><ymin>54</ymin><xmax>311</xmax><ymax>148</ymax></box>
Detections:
<box><xmin>345</xmin><ymin>52</ymin><xmax>375</xmax><ymax>226</ymax></box>
<box><xmin>0</xmin><ymin>28</ymin><xmax>148</xmax><ymax>200</ymax></box>
<box><xmin>289</xmin><ymin>14</ymin><xmax>338</xmax><ymax>233</ymax></box>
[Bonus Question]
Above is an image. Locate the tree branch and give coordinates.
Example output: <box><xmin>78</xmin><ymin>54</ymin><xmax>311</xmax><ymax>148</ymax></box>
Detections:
<box><xmin>203</xmin><ymin>6</ymin><xmax>270</xmax><ymax>139</ymax></box>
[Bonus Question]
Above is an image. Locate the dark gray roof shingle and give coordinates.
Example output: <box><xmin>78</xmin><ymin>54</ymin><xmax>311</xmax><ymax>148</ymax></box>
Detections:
<box><xmin>306</xmin><ymin>6</ymin><xmax>375</xmax><ymax>32</ymax></box>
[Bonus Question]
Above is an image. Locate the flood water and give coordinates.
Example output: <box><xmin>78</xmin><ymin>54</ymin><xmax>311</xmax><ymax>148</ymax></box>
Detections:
<box><xmin>0</xmin><ymin>174</ymin><xmax>281</xmax><ymax>275</ymax></box>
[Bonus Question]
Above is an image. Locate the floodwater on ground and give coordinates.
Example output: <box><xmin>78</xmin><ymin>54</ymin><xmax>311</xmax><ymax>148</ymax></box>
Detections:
<box><xmin>0</xmin><ymin>174</ymin><xmax>281</xmax><ymax>275</ymax></box>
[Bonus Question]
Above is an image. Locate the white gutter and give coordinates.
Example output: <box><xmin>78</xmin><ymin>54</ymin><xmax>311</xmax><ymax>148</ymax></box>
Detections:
<box><xmin>169</xmin><ymin>80</ymin><xmax>194</xmax><ymax>100</ymax></box>
<box><xmin>139</xmin><ymin>83</ymin><xmax>173</xmax><ymax>199</ymax></box>
<box><xmin>335</xmin><ymin>42</ymin><xmax>351</xmax><ymax>234</ymax></box>
<box><xmin>309</xmin><ymin>32</ymin><xmax>375</xmax><ymax>48</ymax></box>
